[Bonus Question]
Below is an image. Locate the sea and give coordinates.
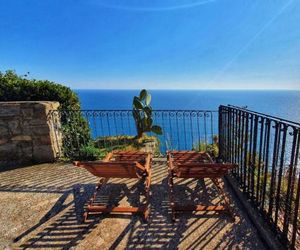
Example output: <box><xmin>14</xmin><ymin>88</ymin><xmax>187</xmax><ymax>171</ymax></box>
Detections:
<box><xmin>74</xmin><ymin>89</ymin><xmax>300</xmax><ymax>152</ymax></box>
<box><xmin>75</xmin><ymin>90</ymin><xmax>300</xmax><ymax>122</ymax></box>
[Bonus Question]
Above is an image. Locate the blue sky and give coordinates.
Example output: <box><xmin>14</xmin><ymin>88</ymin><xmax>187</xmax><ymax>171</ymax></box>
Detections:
<box><xmin>0</xmin><ymin>0</ymin><xmax>299</xmax><ymax>89</ymax></box>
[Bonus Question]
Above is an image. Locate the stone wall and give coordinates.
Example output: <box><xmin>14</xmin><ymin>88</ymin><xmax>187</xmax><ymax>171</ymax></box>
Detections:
<box><xmin>0</xmin><ymin>101</ymin><xmax>62</xmax><ymax>167</ymax></box>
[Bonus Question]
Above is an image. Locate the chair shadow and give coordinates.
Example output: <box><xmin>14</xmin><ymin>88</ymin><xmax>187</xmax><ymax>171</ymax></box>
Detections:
<box><xmin>14</xmin><ymin>184</ymin><xmax>98</xmax><ymax>249</ymax></box>
<box><xmin>108</xmin><ymin>177</ymin><xmax>235</xmax><ymax>249</ymax></box>
<box><xmin>14</xmin><ymin>179</ymin><xmax>148</xmax><ymax>249</ymax></box>
<box><xmin>13</xmin><ymin>189</ymin><xmax>73</xmax><ymax>243</ymax></box>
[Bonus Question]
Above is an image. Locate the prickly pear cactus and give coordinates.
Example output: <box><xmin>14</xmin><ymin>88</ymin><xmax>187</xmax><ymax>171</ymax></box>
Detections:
<box><xmin>132</xmin><ymin>89</ymin><xmax>162</xmax><ymax>138</ymax></box>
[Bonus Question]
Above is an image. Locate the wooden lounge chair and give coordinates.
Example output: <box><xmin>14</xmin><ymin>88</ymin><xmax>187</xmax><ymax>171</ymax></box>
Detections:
<box><xmin>74</xmin><ymin>151</ymin><xmax>152</xmax><ymax>222</ymax></box>
<box><xmin>167</xmin><ymin>150</ymin><xmax>237</xmax><ymax>221</ymax></box>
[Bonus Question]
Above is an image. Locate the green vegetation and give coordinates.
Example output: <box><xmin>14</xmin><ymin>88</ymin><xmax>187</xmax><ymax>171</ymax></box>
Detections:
<box><xmin>74</xmin><ymin>134</ymin><xmax>160</xmax><ymax>161</ymax></box>
<box><xmin>77</xmin><ymin>89</ymin><xmax>164</xmax><ymax>160</ymax></box>
<box><xmin>193</xmin><ymin>135</ymin><xmax>219</xmax><ymax>158</ymax></box>
<box><xmin>94</xmin><ymin>134</ymin><xmax>160</xmax><ymax>155</ymax></box>
<box><xmin>0</xmin><ymin>70</ymin><xmax>79</xmax><ymax>109</ymax></box>
<box><xmin>60</xmin><ymin>111</ymin><xmax>91</xmax><ymax>159</ymax></box>
<box><xmin>78</xmin><ymin>144</ymin><xmax>106</xmax><ymax>161</ymax></box>
<box><xmin>0</xmin><ymin>70</ymin><xmax>91</xmax><ymax>159</ymax></box>
<box><xmin>133</xmin><ymin>89</ymin><xmax>162</xmax><ymax>138</ymax></box>
<box><xmin>220</xmin><ymin>129</ymin><xmax>299</xmax><ymax>222</ymax></box>
<box><xmin>193</xmin><ymin>134</ymin><xmax>297</xmax><ymax>219</ymax></box>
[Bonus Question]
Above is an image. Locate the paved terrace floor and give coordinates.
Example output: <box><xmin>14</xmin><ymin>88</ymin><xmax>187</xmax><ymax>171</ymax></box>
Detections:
<box><xmin>0</xmin><ymin>160</ymin><xmax>265</xmax><ymax>250</ymax></box>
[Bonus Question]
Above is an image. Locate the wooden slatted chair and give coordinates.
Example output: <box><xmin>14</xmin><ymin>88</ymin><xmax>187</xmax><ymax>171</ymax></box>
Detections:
<box><xmin>167</xmin><ymin>150</ymin><xmax>237</xmax><ymax>221</ymax></box>
<box><xmin>74</xmin><ymin>151</ymin><xmax>152</xmax><ymax>222</ymax></box>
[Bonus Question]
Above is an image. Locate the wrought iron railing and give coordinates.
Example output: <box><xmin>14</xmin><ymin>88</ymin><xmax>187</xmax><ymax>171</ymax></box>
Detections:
<box><xmin>48</xmin><ymin>106</ymin><xmax>300</xmax><ymax>248</ymax></box>
<box><xmin>49</xmin><ymin>109</ymin><xmax>218</xmax><ymax>157</ymax></box>
<box><xmin>219</xmin><ymin>105</ymin><xmax>300</xmax><ymax>249</ymax></box>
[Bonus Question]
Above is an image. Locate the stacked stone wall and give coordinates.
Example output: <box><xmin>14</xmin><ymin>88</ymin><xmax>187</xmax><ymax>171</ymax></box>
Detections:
<box><xmin>0</xmin><ymin>101</ymin><xmax>61</xmax><ymax>167</ymax></box>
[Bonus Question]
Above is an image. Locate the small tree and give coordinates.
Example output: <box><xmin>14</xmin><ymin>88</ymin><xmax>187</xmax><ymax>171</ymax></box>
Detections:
<box><xmin>133</xmin><ymin>89</ymin><xmax>162</xmax><ymax>138</ymax></box>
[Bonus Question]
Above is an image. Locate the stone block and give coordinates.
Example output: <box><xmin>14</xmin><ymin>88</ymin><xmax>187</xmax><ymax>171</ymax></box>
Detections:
<box><xmin>21</xmin><ymin>108</ymin><xmax>34</xmax><ymax>118</ymax></box>
<box><xmin>0</xmin><ymin>119</ymin><xmax>8</xmax><ymax>126</ymax></box>
<box><xmin>0</xmin><ymin>138</ymin><xmax>9</xmax><ymax>145</ymax></box>
<box><xmin>11</xmin><ymin>135</ymin><xmax>32</xmax><ymax>141</ymax></box>
<box><xmin>0</xmin><ymin>106</ymin><xmax>20</xmax><ymax>117</ymax></box>
<box><xmin>32</xmin><ymin>145</ymin><xmax>55</xmax><ymax>162</ymax></box>
<box><xmin>8</xmin><ymin>120</ymin><xmax>21</xmax><ymax>134</ymax></box>
<box><xmin>32</xmin><ymin>136</ymin><xmax>52</xmax><ymax>145</ymax></box>
<box><xmin>0</xmin><ymin>143</ymin><xmax>17</xmax><ymax>152</ymax></box>
<box><xmin>33</xmin><ymin>107</ymin><xmax>47</xmax><ymax>118</ymax></box>
<box><xmin>21</xmin><ymin>145</ymin><xmax>33</xmax><ymax>158</ymax></box>
<box><xmin>0</xmin><ymin>144</ymin><xmax>18</xmax><ymax>160</ymax></box>
<box><xmin>29</xmin><ymin>119</ymin><xmax>46</xmax><ymax>126</ymax></box>
<box><xmin>0</xmin><ymin>125</ymin><xmax>10</xmax><ymax>136</ymax></box>
<box><xmin>31</xmin><ymin>125</ymin><xmax>50</xmax><ymax>135</ymax></box>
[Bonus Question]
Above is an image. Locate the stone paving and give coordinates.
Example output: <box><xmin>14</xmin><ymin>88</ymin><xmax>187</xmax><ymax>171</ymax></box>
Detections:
<box><xmin>0</xmin><ymin>161</ymin><xmax>265</xmax><ymax>249</ymax></box>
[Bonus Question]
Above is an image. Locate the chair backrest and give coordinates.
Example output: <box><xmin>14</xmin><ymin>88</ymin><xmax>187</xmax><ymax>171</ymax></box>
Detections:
<box><xmin>175</xmin><ymin>163</ymin><xmax>237</xmax><ymax>178</ymax></box>
<box><xmin>113</xmin><ymin>151</ymin><xmax>147</xmax><ymax>163</ymax></box>
<box><xmin>77</xmin><ymin>162</ymin><xmax>141</xmax><ymax>178</ymax></box>
<box><xmin>74</xmin><ymin>151</ymin><xmax>151</xmax><ymax>179</ymax></box>
<box><xmin>168</xmin><ymin>151</ymin><xmax>212</xmax><ymax>164</ymax></box>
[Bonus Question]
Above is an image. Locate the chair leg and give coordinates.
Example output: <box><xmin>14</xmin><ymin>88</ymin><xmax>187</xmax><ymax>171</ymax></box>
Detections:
<box><xmin>143</xmin><ymin>172</ymin><xmax>151</xmax><ymax>223</ymax></box>
<box><xmin>168</xmin><ymin>171</ymin><xmax>176</xmax><ymax>221</ymax></box>
<box><xmin>143</xmin><ymin>207</ymin><xmax>150</xmax><ymax>222</ymax></box>
<box><xmin>211</xmin><ymin>178</ymin><xmax>235</xmax><ymax>221</ymax></box>
<box><xmin>83</xmin><ymin>211</ymin><xmax>88</xmax><ymax>223</ymax></box>
<box><xmin>92</xmin><ymin>177</ymin><xmax>109</xmax><ymax>200</ymax></box>
<box><xmin>85</xmin><ymin>177</ymin><xmax>109</xmax><ymax>222</ymax></box>
<box><xmin>171</xmin><ymin>208</ymin><xmax>176</xmax><ymax>222</ymax></box>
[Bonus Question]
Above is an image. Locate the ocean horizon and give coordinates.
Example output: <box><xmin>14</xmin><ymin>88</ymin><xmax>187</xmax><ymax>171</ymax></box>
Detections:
<box><xmin>75</xmin><ymin>89</ymin><xmax>300</xmax><ymax>122</ymax></box>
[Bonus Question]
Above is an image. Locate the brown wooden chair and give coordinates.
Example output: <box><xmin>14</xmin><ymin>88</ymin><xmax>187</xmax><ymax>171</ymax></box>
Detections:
<box><xmin>74</xmin><ymin>151</ymin><xmax>152</xmax><ymax>222</ymax></box>
<box><xmin>167</xmin><ymin>150</ymin><xmax>237</xmax><ymax>221</ymax></box>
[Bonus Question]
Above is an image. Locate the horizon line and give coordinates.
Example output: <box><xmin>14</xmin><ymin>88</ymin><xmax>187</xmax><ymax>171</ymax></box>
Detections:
<box><xmin>72</xmin><ymin>88</ymin><xmax>300</xmax><ymax>91</ymax></box>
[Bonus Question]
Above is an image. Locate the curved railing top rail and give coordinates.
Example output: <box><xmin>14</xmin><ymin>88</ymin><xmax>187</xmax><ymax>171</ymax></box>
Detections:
<box><xmin>49</xmin><ymin>109</ymin><xmax>218</xmax><ymax>112</ymax></box>
<box><xmin>222</xmin><ymin>104</ymin><xmax>300</xmax><ymax>128</ymax></box>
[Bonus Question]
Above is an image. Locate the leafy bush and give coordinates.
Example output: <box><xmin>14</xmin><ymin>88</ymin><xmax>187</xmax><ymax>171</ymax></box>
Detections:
<box><xmin>193</xmin><ymin>135</ymin><xmax>219</xmax><ymax>158</ymax></box>
<box><xmin>0</xmin><ymin>70</ymin><xmax>91</xmax><ymax>159</ymax></box>
<box><xmin>60</xmin><ymin>110</ymin><xmax>91</xmax><ymax>159</ymax></box>
<box><xmin>77</xmin><ymin>144</ymin><xmax>105</xmax><ymax>161</ymax></box>
<box><xmin>94</xmin><ymin>134</ymin><xmax>160</xmax><ymax>155</ymax></box>
<box><xmin>0</xmin><ymin>70</ymin><xmax>79</xmax><ymax>109</ymax></box>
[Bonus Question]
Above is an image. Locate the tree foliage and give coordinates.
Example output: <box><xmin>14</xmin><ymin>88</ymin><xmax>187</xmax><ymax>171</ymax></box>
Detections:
<box><xmin>0</xmin><ymin>70</ymin><xmax>90</xmax><ymax>159</ymax></box>
<box><xmin>0</xmin><ymin>70</ymin><xmax>79</xmax><ymax>109</ymax></box>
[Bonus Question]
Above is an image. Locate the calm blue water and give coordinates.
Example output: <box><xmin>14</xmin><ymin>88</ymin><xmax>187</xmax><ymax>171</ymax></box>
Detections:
<box><xmin>75</xmin><ymin>90</ymin><xmax>300</xmax><ymax>122</ymax></box>
<box><xmin>74</xmin><ymin>90</ymin><xmax>300</xmax><ymax>152</ymax></box>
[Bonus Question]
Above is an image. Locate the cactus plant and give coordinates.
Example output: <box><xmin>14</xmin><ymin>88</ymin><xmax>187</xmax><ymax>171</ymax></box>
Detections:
<box><xmin>133</xmin><ymin>89</ymin><xmax>162</xmax><ymax>138</ymax></box>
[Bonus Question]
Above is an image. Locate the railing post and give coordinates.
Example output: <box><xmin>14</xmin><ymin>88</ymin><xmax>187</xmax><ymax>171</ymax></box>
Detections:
<box><xmin>218</xmin><ymin>106</ymin><xmax>224</xmax><ymax>161</ymax></box>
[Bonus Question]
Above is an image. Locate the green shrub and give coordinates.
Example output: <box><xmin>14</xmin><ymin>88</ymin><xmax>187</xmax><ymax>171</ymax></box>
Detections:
<box><xmin>94</xmin><ymin>134</ymin><xmax>160</xmax><ymax>155</ymax></box>
<box><xmin>77</xmin><ymin>144</ymin><xmax>105</xmax><ymax>161</ymax></box>
<box><xmin>60</xmin><ymin>110</ymin><xmax>91</xmax><ymax>159</ymax></box>
<box><xmin>0</xmin><ymin>70</ymin><xmax>91</xmax><ymax>159</ymax></box>
<box><xmin>0</xmin><ymin>70</ymin><xmax>79</xmax><ymax>109</ymax></box>
<box><xmin>193</xmin><ymin>135</ymin><xmax>219</xmax><ymax>158</ymax></box>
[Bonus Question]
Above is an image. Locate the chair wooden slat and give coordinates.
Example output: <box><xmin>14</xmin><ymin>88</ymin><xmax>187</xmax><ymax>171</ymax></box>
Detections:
<box><xmin>73</xmin><ymin>151</ymin><xmax>152</xmax><ymax>221</ymax></box>
<box><xmin>167</xmin><ymin>150</ymin><xmax>237</xmax><ymax>221</ymax></box>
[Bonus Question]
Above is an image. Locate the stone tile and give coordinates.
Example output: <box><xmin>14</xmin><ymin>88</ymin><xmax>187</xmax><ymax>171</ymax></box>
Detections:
<box><xmin>0</xmin><ymin>161</ymin><xmax>265</xmax><ymax>250</ymax></box>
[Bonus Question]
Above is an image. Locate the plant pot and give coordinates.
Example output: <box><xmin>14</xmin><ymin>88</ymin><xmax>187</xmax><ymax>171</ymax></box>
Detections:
<box><xmin>140</xmin><ymin>139</ymin><xmax>158</xmax><ymax>154</ymax></box>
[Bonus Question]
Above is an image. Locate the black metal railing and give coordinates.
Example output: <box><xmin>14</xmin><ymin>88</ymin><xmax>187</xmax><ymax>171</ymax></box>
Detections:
<box><xmin>49</xmin><ymin>109</ymin><xmax>218</xmax><ymax>157</ymax></box>
<box><xmin>48</xmin><ymin>106</ymin><xmax>300</xmax><ymax>248</ymax></box>
<box><xmin>219</xmin><ymin>105</ymin><xmax>300</xmax><ymax>249</ymax></box>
